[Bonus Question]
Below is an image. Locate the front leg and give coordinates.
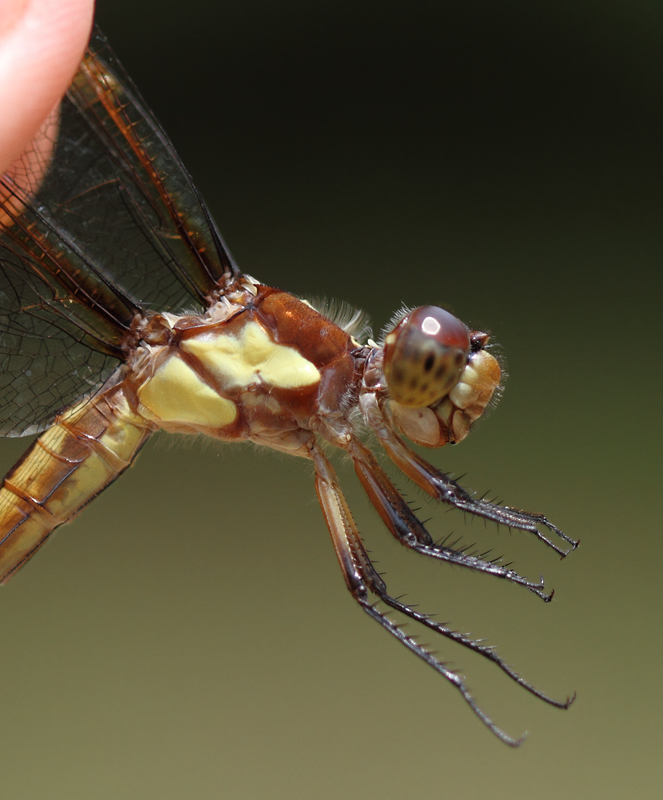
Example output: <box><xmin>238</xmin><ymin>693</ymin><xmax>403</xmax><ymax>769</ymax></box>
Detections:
<box><xmin>347</xmin><ymin>437</ymin><xmax>554</xmax><ymax>601</ymax></box>
<box><xmin>362</xmin><ymin>390</ymin><xmax>578</xmax><ymax>557</ymax></box>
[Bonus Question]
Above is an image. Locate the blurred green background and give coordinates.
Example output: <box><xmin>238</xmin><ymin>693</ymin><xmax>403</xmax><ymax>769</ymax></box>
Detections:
<box><xmin>1</xmin><ymin>0</ymin><xmax>661</xmax><ymax>797</ymax></box>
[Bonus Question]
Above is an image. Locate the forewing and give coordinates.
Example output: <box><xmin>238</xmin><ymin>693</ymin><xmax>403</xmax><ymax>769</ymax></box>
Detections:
<box><xmin>65</xmin><ymin>27</ymin><xmax>238</xmax><ymax>311</ymax></box>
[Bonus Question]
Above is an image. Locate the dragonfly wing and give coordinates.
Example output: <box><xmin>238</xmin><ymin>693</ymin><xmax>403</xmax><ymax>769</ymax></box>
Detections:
<box><xmin>0</xmin><ymin>27</ymin><xmax>239</xmax><ymax>437</ymax></box>
<box><xmin>67</xmin><ymin>27</ymin><xmax>239</xmax><ymax>312</ymax></box>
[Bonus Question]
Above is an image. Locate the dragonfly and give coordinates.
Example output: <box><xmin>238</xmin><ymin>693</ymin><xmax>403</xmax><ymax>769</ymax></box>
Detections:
<box><xmin>0</xmin><ymin>27</ymin><xmax>577</xmax><ymax>745</ymax></box>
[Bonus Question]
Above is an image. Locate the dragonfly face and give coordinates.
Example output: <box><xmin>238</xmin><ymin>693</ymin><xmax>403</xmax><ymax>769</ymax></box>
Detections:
<box><xmin>0</xmin><ymin>27</ymin><xmax>577</xmax><ymax>745</ymax></box>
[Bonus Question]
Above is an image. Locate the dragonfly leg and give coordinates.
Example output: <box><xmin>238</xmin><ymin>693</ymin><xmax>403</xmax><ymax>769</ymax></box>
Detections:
<box><xmin>370</xmin><ymin>405</ymin><xmax>578</xmax><ymax>557</ymax></box>
<box><xmin>347</xmin><ymin>438</ymin><xmax>554</xmax><ymax>602</ymax></box>
<box><xmin>310</xmin><ymin>442</ymin><xmax>571</xmax><ymax>745</ymax></box>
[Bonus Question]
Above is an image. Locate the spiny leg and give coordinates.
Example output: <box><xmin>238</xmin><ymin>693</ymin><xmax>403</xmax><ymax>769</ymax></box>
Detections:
<box><xmin>348</xmin><ymin>438</ymin><xmax>553</xmax><ymax>602</ymax></box>
<box><xmin>344</xmin><ymin>441</ymin><xmax>573</xmax><ymax>703</ymax></box>
<box><xmin>373</xmin><ymin>416</ymin><xmax>578</xmax><ymax>557</ymax></box>
<box><xmin>376</xmin><ymin>592</ymin><xmax>575</xmax><ymax>709</ymax></box>
<box><xmin>309</xmin><ymin>441</ymin><xmax>570</xmax><ymax>746</ymax></box>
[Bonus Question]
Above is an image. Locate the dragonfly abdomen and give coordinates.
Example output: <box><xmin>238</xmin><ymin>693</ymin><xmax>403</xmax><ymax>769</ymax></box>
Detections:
<box><xmin>0</xmin><ymin>386</ymin><xmax>150</xmax><ymax>583</ymax></box>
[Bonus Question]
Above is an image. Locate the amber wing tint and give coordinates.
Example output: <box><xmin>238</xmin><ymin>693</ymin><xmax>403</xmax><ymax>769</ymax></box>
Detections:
<box><xmin>0</xmin><ymin>28</ymin><xmax>237</xmax><ymax>438</ymax></box>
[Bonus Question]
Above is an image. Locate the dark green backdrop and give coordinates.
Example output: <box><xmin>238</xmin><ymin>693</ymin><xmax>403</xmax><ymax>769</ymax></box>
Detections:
<box><xmin>1</xmin><ymin>1</ymin><xmax>661</xmax><ymax>797</ymax></box>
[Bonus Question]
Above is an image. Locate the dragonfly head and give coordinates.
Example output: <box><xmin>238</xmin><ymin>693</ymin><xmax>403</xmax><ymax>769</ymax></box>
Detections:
<box><xmin>378</xmin><ymin>306</ymin><xmax>502</xmax><ymax>447</ymax></box>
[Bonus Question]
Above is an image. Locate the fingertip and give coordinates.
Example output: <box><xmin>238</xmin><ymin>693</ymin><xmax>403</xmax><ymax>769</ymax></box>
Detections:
<box><xmin>0</xmin><ymin>0</ymin><xmax>95</xmax><ymax>173</ymax></box>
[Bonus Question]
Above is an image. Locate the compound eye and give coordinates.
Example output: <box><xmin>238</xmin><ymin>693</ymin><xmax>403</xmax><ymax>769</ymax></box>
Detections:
<box><xmin>383</xmin><ymin>306</ymin><xmax>470</xmax><ymax>408</ymax></box>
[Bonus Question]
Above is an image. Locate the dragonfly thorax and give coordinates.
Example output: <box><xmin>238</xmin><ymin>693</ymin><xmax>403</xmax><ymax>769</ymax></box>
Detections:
<box><xmin>124</xmin><ymin>285</ymin><xmax>359</xmax><ymax>454</ymax></box>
